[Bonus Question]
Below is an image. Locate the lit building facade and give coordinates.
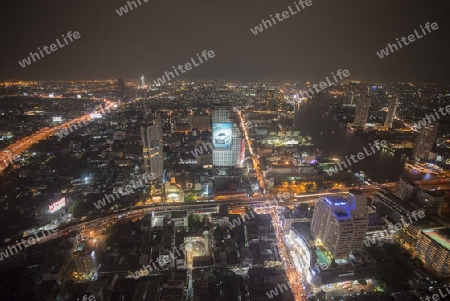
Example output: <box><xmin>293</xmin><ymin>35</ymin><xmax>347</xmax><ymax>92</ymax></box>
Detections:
<box><xmin>395</xmin><ymin>178</ymin><xmax>419</xmax><ymax>201</ymax></box>
<box><xmin>416</xmin><ymin>228</ymin><xmax>450</xmax><ymax>278</ymax></box>
<box><xmin>289</xmin><ymin>222</ymin><xmax>375</xmax><ymax>287</ymax></box>
<box><xmin>212</xmin><ymin>105</ymin><xmax>242</xmax><ymax>190</ymax></box>
<box><xmin>413</xmin><ymin>121</ymin><xmax>439</xmax><ymax>161</ymax></box>
<box><xmin>417</xmin><ymin>190</ymin><xmax>445</xmax><ymax>217</ymax></box>
<box><xmin>310</xmin><ymin>193</ymin><xmax>369</xmax><ymax>259</ymax></box>
<box><xmin>384</xmin><ymin>96</ymin><xmax>397</xmax><ymax>128</ymax></box>
<box><xmin>276</xmin><ymin>90</ymin><xmax>284</xmax><ymax>111</ymax></box>
<box><xmin>140</xmin><ymin>114</ymin><xmax>164</xmax><ymax>178</ymax></box>
<box><xmin>353</xmin><ymin>92</ymin><xmax>371</xmax><ymax>127</ymax></box>
<box><xmin>345</xmin><ymin>81</ymin><xmax>361</xmax><ymax>105</ymax></box>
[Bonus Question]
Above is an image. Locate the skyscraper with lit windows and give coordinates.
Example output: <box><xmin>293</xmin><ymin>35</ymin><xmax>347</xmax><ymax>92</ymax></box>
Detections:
<box><xmin>141</xmin><ymin>114</ymin><xmax>163</xmax><ymax>178</ymax></box>
<box><xmin>353</xmin><ymin>90</ymin><xmax>371</xmax><ymax>127</ymax></box>
<box><xmin>413</xmin><ymin>121</ymin><xmax>439</xmax><ymax>161</ymax></box>
<box><xmin>384</xmin><ymin>96</ymin><xmax>397</xmax><ymax>128</ymax></box>
<box><xmin>310</xmin><ymin>192</ymin><xmax>368</xmax><ymax>259</ymax></box>
<box><xmin>212</xmin><ymin>104</ymin><xmax>242</xmax><ymax>190</ymax></box>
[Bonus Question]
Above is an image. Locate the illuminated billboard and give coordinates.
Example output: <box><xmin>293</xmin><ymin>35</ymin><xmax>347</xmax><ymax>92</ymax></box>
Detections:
<box><xmin>52</xmin><ymin>116</ymin><xmax>62</xmax><ymax>122</ymax></box>
<box><xmin>213</xmin><ymin>123</ymin><xmax>232</xmax><ymax>150</ymax></box>
<box><xmin>49</xmin><ymin>197</ymin><xmax>66</xmax><ymax>213</ymax></box>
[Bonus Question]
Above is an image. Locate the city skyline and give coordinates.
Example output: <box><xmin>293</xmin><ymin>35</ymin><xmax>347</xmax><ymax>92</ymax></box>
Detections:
<box><xmin>1</xmin><ymin>0</ymin><xmax>450</xmax><ymax>300</ymax></box>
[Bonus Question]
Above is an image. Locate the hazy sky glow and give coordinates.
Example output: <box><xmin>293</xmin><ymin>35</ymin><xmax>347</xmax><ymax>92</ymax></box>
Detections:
<box><xmin>1</xmin><ymin>0</ymin><xmax>449</xmax><ymax>82</ymax></box>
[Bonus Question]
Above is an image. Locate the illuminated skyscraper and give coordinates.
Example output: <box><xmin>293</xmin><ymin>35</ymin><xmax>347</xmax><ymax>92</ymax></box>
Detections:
<box><xmin>212</xmin><ymin>105</ymin><xmax>242</xmax><ymax>190</ymax></box>
<box><xmin>265</xmin><ymin>88</ymin><xmax>276</xmax><ymax>111</ymax></box>
<box><xmin>384</xmin><ymin>96</ymin><xmax>397</xmax><ymax>128</ymax></box>
<box><xmin>345</xmin><ymin>81</ymin><xmax>360</xmax><ymax>105</ymax></box>
<box><xmin>353</xmin><ymin>91</ymin><xmax>371</xmax><ymax>127</ymax></box>
<box><xmin>141</xmin><ymin>114</ymin><xmax>164</xmax><ymax>177</ymax></box>
<box><xmin>276</xmin><ymin>90</ymin><xmax>284</xmax><ymax>111</ymax></box>
<box><xmin>413</xmin><ymin>121</ymin><xmax>439</xmax><ymax>161</ymax></box>
<box><xmin>117</xmin><ymin>77</ymin><xmax>127</xmax><ymax>102</ymax></box>
<box><xmin>310</xmin><ymin>192</ymin><xmax>368</xmax><ymax>259</ymax></box>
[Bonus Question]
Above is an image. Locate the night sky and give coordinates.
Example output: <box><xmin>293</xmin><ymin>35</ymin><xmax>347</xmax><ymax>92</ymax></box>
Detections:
<box><xmin>1</xmin><ymin>0</ymin><xmax>449</xmax><ymax>82</ymax></box>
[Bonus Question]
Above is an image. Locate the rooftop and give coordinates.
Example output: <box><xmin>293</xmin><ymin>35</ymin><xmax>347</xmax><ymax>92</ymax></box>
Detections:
<box><xmin>171</xmin><ymin>210</ymin><xmax>187</xmax><ymax>219</ymax></box>
<box><xmin>324</xmin><ymin>196</ymin><xmax>348</xmax><ymax>206</ymax></box>
<box><xmin>423</xmin><ymin>228</ymin><xmax>450</xmax><ymax>250</ymax></box>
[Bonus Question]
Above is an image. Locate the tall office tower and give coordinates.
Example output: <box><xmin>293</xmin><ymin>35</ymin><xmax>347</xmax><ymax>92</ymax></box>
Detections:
<box><xmin>264</xmin><ymin>88</ymin><xmax>276</xmax><ymax>111</ymax></box>
<box><xmin>117</xmin><ymin>78</ymin><xmax>127</xmax><ymax>102</ymax></box>
<box><xmin>384</xmin><ymin>96</ymin><xmax>398</xmax><ymax>128</ymax></box>
<box><xmin>276</xmin><ymin>90</ymin><xmax>284</xmax><ymax>111</ymax></box>
<box><xmin>395</xmin><ymin>177</ymin><xmax>418</xmax><ymax>201</ymax></box>
<box><xmin>212</xmin><ymin>105</ymin><xmax>242</xmax><ymax>190</ymax></box>
<box><xmin>310</xmin><ymin>192</ymin><xmax>369</xmax><ymax>259</ymax></box>
<box><xmin>353</xmin><ymin>91</ymin><xmax>371</xmax><ymax>127</ymax></box>
<box><xmin>344</xmin><ymin>85</ymin><xmax>350</xmax><ymax>104</ymax></box>
<box><xmin>413</xmin><ymin>121</ymin><xmax>439</xmax><ymax>161</ymax></box>
<box><xmin>141</xmin><ymin>114</ymin><xmax>164</xmax><ymax>178</ymax></box>
<box><xmin>346</xmin><ymin>81</ymin><xmax>360</xmax><ymax>105</ymax></box>
<box><xmin>255</xmin><ymin>88</ymin><xmax>263</xmax><ymax>105</ymax></box>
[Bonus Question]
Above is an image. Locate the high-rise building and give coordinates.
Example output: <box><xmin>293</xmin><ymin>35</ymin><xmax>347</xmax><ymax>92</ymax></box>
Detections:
<box><xmin>310</xmin><ymin>192</ymin><xmax>368</xmax><ymax>259</ymax></box>
<box><xmin>117</xmin><ymin>78</ymin><xmax>127</xmax><ymax>102</ymax></box>
<box><xmin>417</xmin><ymin>190</ymin><xmax>445</xmax><ymax>217</ymax></box>
<box><xmin>141</xmin><ymin>114</ymin><xmax>164</xmax><ymax>178</ymax></box>
<box><xmin>265</xmin><ymin>89</ymin><xmax>276</xmax><ymax>111</ymax></box>
<box><xmin>276</xmin><ymin>90</ymin><xmax>284</xmax><ymax>111</ymax></box>
<box><xmin>384</xmin><ymin>96</ymin><xmax>397</xmax><ymax>128</ymax></box>
<box><xmin>255</xmin><ymin>89</ymin><xmax>263</xmax><ymax>105</ymax></box>
<box><xmin>395</xmin><ymin>178</ymin><xmax>418</xmax><ymax>201</ymax></box>
<box><xmin>345</xmin><ymin>81</ymin><xmax>361</xmax><ymax>105</ymax></box>
<box><xmin>353</xmin><ymin>91</ymin><xmax>371</xmax><ymax>127</ymax></box>
<box><xmin>413</xmin><ymin>121</ymin><xmax>439</xmax><ymax>161</ymax></box>
<box><xmin>212</xmin><ymin>105</ymin><xmax>242</xmax><ymax>190</ymax></box>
